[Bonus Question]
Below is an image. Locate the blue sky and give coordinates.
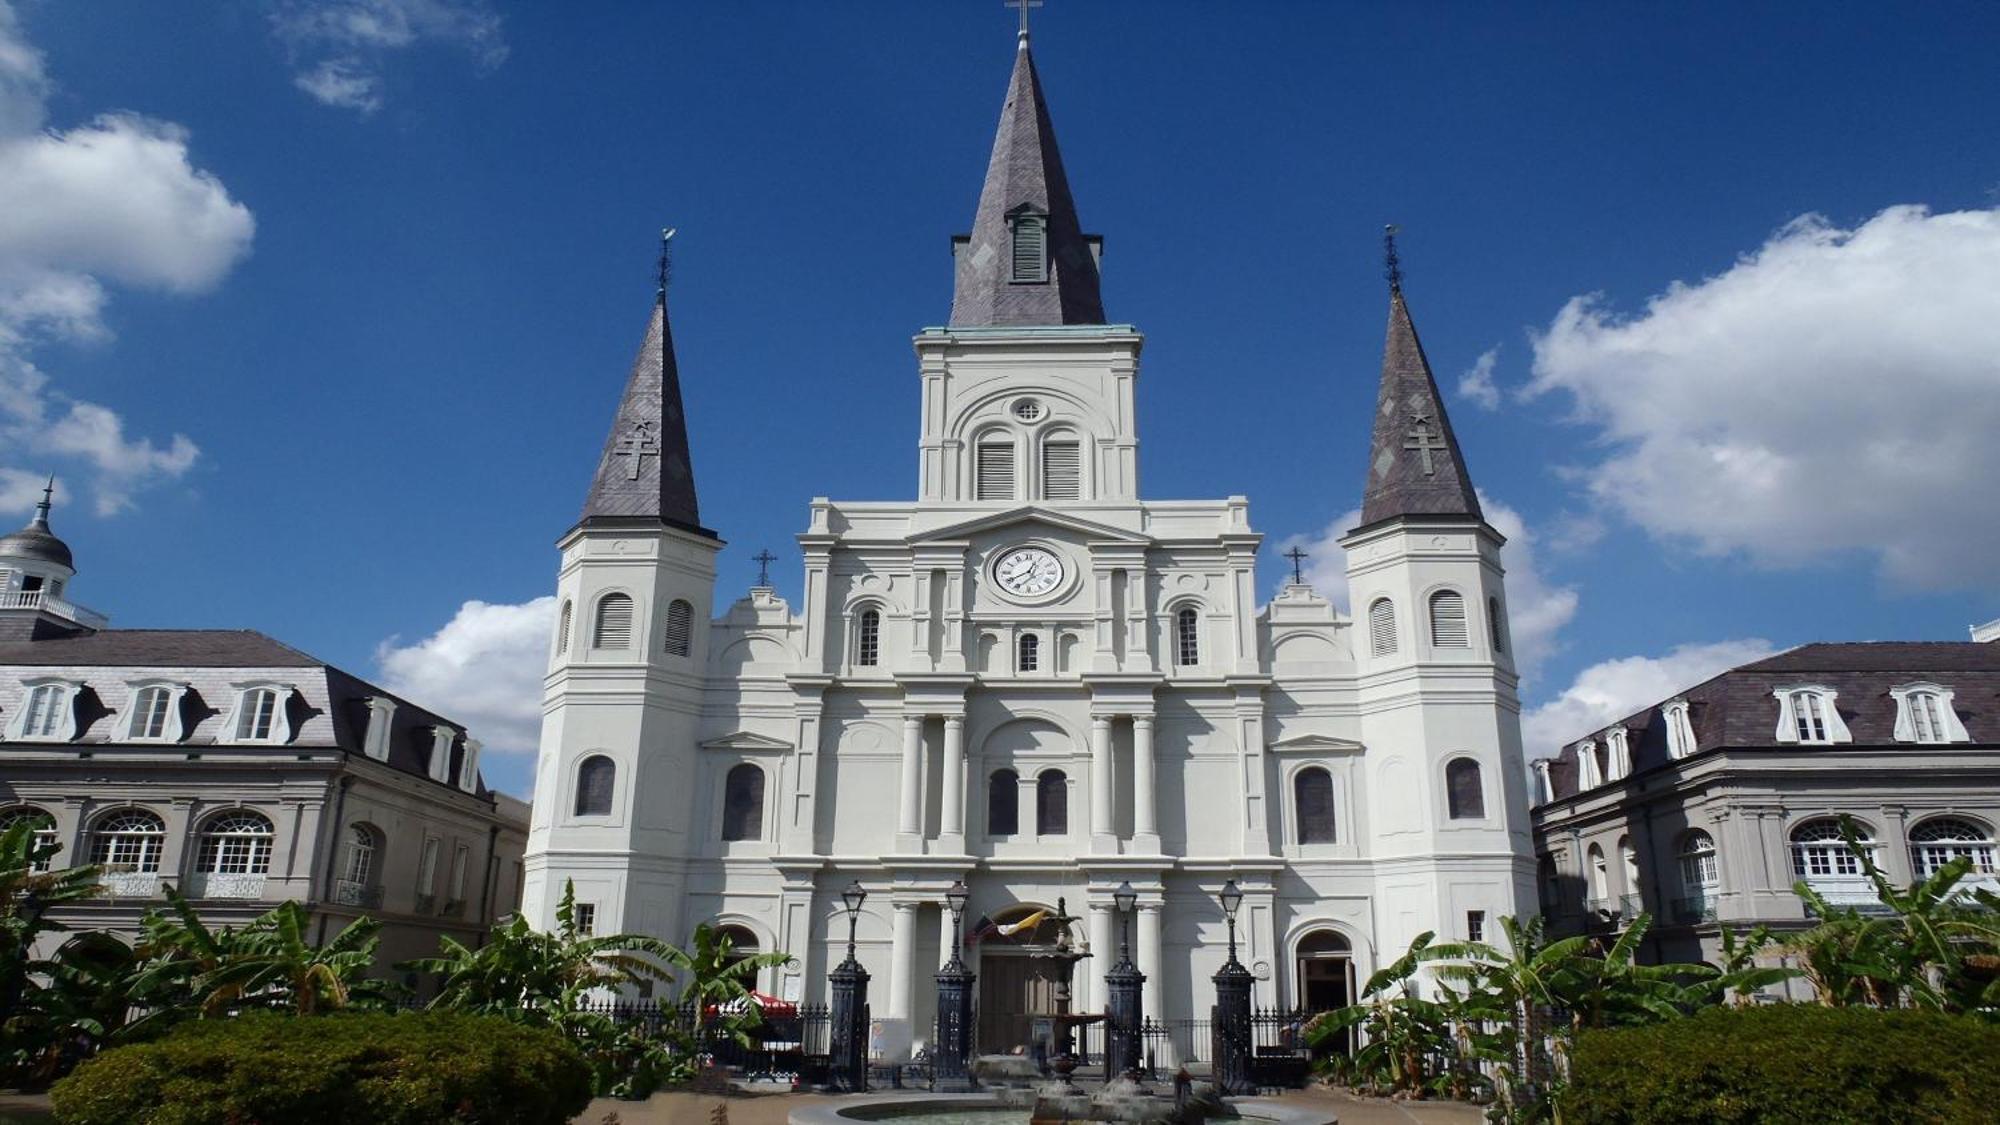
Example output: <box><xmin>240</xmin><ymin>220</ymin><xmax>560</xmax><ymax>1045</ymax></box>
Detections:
<box><xmin>5</xmin><ymin>2</ymin><xmax>1997</xmax><ymax>798</ymax></box>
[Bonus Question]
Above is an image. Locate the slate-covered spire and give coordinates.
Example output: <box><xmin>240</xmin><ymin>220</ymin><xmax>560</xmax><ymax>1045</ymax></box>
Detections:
<box><xmin>579</xmin><ymin>243</ymin><xmax>710</xmax><ymax>536</ymax></box>
<box><xmin>1359</xmin><ymin>265</ymin><xmax>1482</xmax><ymax>527</ymax></box>
<box><xmin>948</xmin><ymin>36</ymin><xmax>1105</xmax><ymax>327</ymax></box>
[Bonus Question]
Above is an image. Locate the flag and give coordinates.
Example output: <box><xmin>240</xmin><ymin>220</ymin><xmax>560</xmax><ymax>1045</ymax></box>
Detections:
<box><xmin>995</xmin><ymin>909</ymin><xmax>1048</xmax><ymax>937</ymax></box>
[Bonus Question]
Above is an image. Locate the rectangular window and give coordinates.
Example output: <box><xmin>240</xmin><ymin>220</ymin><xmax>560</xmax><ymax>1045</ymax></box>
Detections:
<box><xmin>417</xmin><ymin>837</ymin><xmax>440</xmax><ymax>893</ymax></box>
<box><xmin>1793</xmin><ymin>692</ymin><xmax>1828</xmax><ymax>742</ymax></box>
<box><xmin>449</xmin><ymin>844</ymin><xmax>470</xmax><ymax>900</ymax></box>
<box><xmin>133</xmin><ymin>688</ymin><xmax>172</xmax><ymax>739</ymax></box>
<box><xmin>1911</xmin><ymin>694</ymin><xmax>1942</xmax><ymax>742</ymax></box>
<box><xmin>237</xmin><ymin>689</ymin><xmax>279</xmax><ymax>741</ymax></box>
<box><xmin>574</xmin><ymin>902</ymin><xmax>596</xmax><ymax>936</ymax></box>
<box><xmin>1042</xmin><ymin>441</ymin><xmax>1081</xmax><ymax>500</ymax></box>
<box><xmin>976</xmin><ymin>443</ymin><xmax>1015</xmax><ymax>501</ymax></box>
<box><xmin>1467</xmin><ymin>910</ymin><xmax>1485</xmax><ymax>944</ymax></box>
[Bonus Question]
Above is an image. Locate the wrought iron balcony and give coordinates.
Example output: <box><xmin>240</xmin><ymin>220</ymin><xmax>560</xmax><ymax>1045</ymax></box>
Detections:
<box><xmin>332</xmin><ymin>879</ymin><xmax>383</xmax><ymax>908</ymax></box>
<box><xmin>1801</xmin><ymin>877</ymin><xmax>1894</xmax><ymax>917</ymax></box>
<box><xmin>0</xmin><ymin>590</ymin><xmax>108</xmax><ymax>629</ymax></box>
<box><xmin>1671</xmin><ymin>891</ymin><xmax>1717</xmax><ymax>923</ymax></box>
<box><xmin>1617</xmin><ymin>893</ymin><xmax>1645</xmax><ymax>917</ymax></box>
<box><xmin>185</xmin><ymin>872</ymin><xmax>266</xmax><ymax>900</ymax></box>
<box><xmin>98</xmin><ymin>869</ymin><xmax>161</xmax><ymax>899</ymax></box>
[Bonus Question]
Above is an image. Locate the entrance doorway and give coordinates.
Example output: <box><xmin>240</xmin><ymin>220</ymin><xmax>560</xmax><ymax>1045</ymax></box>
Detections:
<box><xmin>1294</xmin><ymin>930</ymin><xmax>1354</xmax><ymax>1055</ymax></box>
<box><xmin>972</xmin><ymin>904</ymin><xmax>1074</xmax><ymax>1054</ymax></box>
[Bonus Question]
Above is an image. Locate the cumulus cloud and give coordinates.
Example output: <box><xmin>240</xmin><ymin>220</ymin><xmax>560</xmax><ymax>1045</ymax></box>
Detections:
<box><xmin>1519</xmin><ymin>638</ymin><xmax>1779</xmax><ymax>758</ymax></box>
<box><xmin>271</xmin><ymin>0</ymin><xmax>507</xmax><ymax>114</ymax></box>
<box><xmin>0</xmin><ymin>2</ymin><xmax>253</xmax><ymax>516</ymax></box>
<box><xmin>1527</xmin><ymin>204</ymin><xmax>2000</xmax><ymax>591</ymax></box>
<box><xmin>1456</xmin><ymin>347</ymin><xmax>1500</xmax><ymax>410</ymax></box>
<box><xmin>1277</xmin><ymin>492</ymin><xmax>1580</xmax><ymax>678</ymax></box>
<box><xmin>375</xmin><ymin>596</ymin><xmax>556</xmax><ymax>756</ymax></box>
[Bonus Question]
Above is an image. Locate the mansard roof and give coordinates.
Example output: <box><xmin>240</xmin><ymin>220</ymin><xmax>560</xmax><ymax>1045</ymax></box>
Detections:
<box><xmin>578</xmin><ymin>295</ymin><xmax>711</xmax><ymax>537</ymax></box>
<box><xmin>1538</xmin><ymin>640</ymin><xmax>2000</xmax><ymax>803</ymax></box>
<box><xmin>948</xmin><ymin>41</ymin><xmax>1105</xmax><ymax>328</ymax></box>
<box><xmin>1357</xmin><ymin>289</ymin><xmax>1482</xmax><ymax>528</ymax></box>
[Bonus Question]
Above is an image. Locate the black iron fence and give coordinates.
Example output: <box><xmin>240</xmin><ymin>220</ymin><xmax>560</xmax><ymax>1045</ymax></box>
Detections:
<box><xmin>565</xmin><ymin>1000</ymin><xmax>834</xmax><ymax>1084</ymax></box>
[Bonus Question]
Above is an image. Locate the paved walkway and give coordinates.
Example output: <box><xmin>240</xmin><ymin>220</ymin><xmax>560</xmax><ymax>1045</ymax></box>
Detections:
<box><xmin>575</xmin><ymin>1087</ymin><xmax>1485</xmax><ymax>1125</ymax></box>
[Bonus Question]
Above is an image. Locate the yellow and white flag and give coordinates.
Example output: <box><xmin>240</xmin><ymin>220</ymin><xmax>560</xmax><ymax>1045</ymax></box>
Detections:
<box><xmin>995</xmin><ymin>909</ymin><xmax>1048</xmax><ymax>937</ymax></box>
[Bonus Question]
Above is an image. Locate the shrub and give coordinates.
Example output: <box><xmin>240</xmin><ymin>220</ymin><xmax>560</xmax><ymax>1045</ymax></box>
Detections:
<box><xmin>1562</xmin><ymin>1003</ymin><xmax>2000</xmax><ymax>1124</ymax></box>
<box><xmin>49</xmin><ymin>1011</ymin><xmax>591</xmax><ymax>1125</ymax></box>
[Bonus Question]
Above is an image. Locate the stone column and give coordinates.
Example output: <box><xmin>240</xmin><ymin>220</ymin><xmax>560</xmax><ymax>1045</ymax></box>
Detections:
<box><xmin>1132</xmin><ymin>716</ymin><xmax>1158</xmax><ymax>849</ymax></box>
<box><xmin>889</xmin><ymin>900</ymin><xmax>918</xmax><ymax>1023</ymax></box>
<box><xmin>1090</xmin><ymin>716</ymin><xmax>1114</xmax><ymax>850</ymax></box>
<box><xmin>1137</xmin><ymin>902</ymin><xmax>1165</xmax><ymax>1023</ymax></box>
<box><xmin>1086</xmin><ymin>901</ymin><xmax>1114</xmax><ymax>1014</ymax></box>
<box><xmin>899</xmin><ymin>715</ymin><xmax>924</xmax><ymax>840</ymax></box>
<box><xmin>941</xmin><ymin>715</ymin><xmax>966</xmax><ymax>845</ymax></box>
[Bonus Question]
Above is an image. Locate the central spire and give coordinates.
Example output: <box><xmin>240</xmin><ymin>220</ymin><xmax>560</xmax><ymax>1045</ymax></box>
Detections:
<box><xmin>949</xmin><ymin>35</ymin><xmax>1104</xmax><ymax>328</ymax></box>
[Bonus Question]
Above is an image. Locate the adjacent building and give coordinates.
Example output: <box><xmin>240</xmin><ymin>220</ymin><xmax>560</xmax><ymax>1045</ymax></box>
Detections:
<box><xmin>1530</xmin><ymin>629</ymin><xmax>2000</xmax><ymax>985</ymax></box>
<box><xmin>0</xmin><ymin>486</ymin><xmax>529</xmax><ymax>973</ymax></box>
<box><xmin>522</xmin><ymin>29</ymin><xmax>1536</xmax><ymax>1051</ymax></box>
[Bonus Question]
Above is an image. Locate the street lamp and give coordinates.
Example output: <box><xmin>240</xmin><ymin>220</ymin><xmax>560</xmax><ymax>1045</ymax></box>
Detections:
<box><xmin>946</xmin><ymin>879</ymin><xmax>970</xmax><ymax>949</ymax></box>
<box><xmin>1105</xmin><ymin>881</ymin><xmax>1145</xmax><ymax>1079</ymax></box>
<box><xmin>1210</xmin><ymin>878</ymin><xmax>1253</xmax><ymax>1095</ymax></box>
<box><xmin>935</xmin><ymin>878</ymin><xmax>976</xmax><ymax>1090</ymax></box>
<box><xmin>842</xmin><ymin>878</ymin><xmax>868</xmax><ymax>954</ymax></box>
<box><xmin>828</xmin><ymin>878</ymin><xmax>871</xmax><ymax>1092</ymax></box>
<box><xmin>1218</xmin><ymin>878</ymin><xmax>1243</xmax><ymax>959</ymax></box>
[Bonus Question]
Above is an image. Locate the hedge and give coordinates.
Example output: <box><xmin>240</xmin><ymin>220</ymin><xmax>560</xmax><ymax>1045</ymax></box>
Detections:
<box><xmin>1562</xmin><ymin>1003</ymin><xmax>2000</xmax><ymax>1124</ymax></box>
<box><xmin>48</xmin><ymin>1011</ymin><xmax>592</xmax><ymax>1125</ymax></box>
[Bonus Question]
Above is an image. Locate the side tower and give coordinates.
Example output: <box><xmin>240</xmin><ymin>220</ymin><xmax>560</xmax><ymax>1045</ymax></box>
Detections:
<box><xmin>1341</xmin><ymin>258</ymin><xmax>1535</xmax><ymax>953</ymax></box>
<box><xmin>522</xmin><ymin>253</ymin><xmax>722</xmax><ymax>940</ymax></box>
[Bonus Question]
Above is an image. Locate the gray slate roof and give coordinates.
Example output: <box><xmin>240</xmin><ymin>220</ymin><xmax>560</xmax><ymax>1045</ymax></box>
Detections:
<box><xmin>578</xmin><ymin>299</ymin><xmax>710</xmax><ymax>536</ymax></box>
<box><xmin>948</xmin><ymin>41</ymin><xmax>1106</xmax><ymax>328</ymax></box>
<box><xmin>1358</xmin><ymin>290</ymin><xmax>1482</xmax><ymax>528</ymax></box>
<box><xmin>1542</xmin><ymin>641</ymin><xmax>2000</xmax><ymax>801</ymax></box>
<box><xmin>0</xmin><ymin>629</ymin><xmax>321</xmax><ymax>667</ymax></box>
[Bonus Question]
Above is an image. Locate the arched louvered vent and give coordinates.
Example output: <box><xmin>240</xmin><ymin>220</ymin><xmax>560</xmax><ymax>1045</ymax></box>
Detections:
<box><xmin>1430</xmin><ymin>590</ymin><xmax>1469</xmax><ymax>647</ymax></box>
<box><xmin>593</xmin><ymin>594</ymin><xmax>634</xmax><ymax>649</ymax></box>
<box><xmin>1012</xmin><ymin>214</ymin><xmax>1047</xmax><ymax>282</ymax></box>
<box><xmin>663</xmin><ymin>599</ymin><xmax>694</xmax><ymax>657</ymax></box>
<box><xmin>1367</xmin><ymin>599</ymin><xmax>1397</xmax><ymax>657</ymax></box>
<box><xmin>1042</xmin><ymin>440</ymin><xmax>1081</xmax><ymax>500</ymax></box>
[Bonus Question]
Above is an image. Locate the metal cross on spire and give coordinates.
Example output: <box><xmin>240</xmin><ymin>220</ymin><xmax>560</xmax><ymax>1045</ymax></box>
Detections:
<box><xmin>1006</xmin><ymin>0</ymin><xmax>1043</xmax><ymax>41</ymax></box>
<box><xmin>615</xmin><ymin>421</ymin><xmax>658</xmax><ymax>480</ymax></box>
<box><xmin>1383</xmin><ymin>223</ymin><xmax>1403</xmax><ymax>294</ymax></box>
<box><xmin>752</xmin><ymin>549</ymin><xmax>776</xmax><ymax>588</ymax></box>
<box><xmin>1284</xmin><ymin>546</ymin><xmax>1309</xmax><ymax>586</ymax></box>
<box><xmin>656</xmin><ymin>227</ymin><xmax>676</xmax><ymax>299</ymax></box>
<box><xmin>1404</xmin><ymin>413</ymin><xmax>1446</xmax><ymax>476</ymax></box>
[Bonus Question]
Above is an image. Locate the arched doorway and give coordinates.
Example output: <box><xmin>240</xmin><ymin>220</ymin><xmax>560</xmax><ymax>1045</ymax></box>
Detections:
<box><xmin>714</xmin><ymin>924</ymin><xmax>761</xmax><ymax>987</ymax></box>
<box><xmin>972</xmin><ymin>903</ymin><xmax>1079</xmax><ymax>1055</ymax></box>
<box><xmin>1295</xmin><ymin>929</ymin><xmax>1355</xmax><ymax>1053</ymax></box>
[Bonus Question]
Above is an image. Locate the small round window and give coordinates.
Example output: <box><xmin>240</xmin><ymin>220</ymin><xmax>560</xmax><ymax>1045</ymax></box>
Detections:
<box><xmin>1012</xmin><ymin>399</ymin><xmax>1043</xmax><ymax>422</ymax></box>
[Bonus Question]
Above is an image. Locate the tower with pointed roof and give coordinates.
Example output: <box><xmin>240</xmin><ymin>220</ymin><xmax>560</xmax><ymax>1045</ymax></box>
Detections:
<box><xmin>519</xmin><ymin>259</ymin><xmax>723</xmax><ymax>939</ymax></box>
<box><xmin>0</xmin><ymin>480</ymin><xmax>107</xmax><ymax>642</ymax></box>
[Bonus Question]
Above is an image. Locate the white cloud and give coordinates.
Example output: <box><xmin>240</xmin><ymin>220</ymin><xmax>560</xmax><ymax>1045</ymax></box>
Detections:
<box><xmin>0</xmin><ymin>2</ymin><xmax>253</xmax><ymax>517</ymax></box>
<box><xmin>1456</xmin><ymin>347</ymin><xmax>1500</xmax><ymax>410</ymax></box>
<box><xmin>1520</xmin><ymin>638</ymin><xmax>1778</xmax><ymax>758</ymax></box>
<box><xmin>1527</xmin><ymin>204</ymin><xmax>2000</xmax><ymax>591</ymax></box>
<box><xmin>1277</xmin><ymin>492</ymin><xmax>1580</xmax><ymax>678</ymax></box>
<box><xmin>375</xmin><ymin>596</ymin><xmax>556</xmax><ymax>756</ymax></box>
<box><xmin>271</xmin><ymin>0</ymin><xmax>507</xmax><ymax>114</ymax></box>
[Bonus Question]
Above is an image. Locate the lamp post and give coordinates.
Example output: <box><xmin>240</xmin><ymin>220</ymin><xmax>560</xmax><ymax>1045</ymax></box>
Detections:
<box><xmin>828</xmin><ymin>879</ymin><xmax>871</xmax><ymax>1092</ymax></box>
<box><xmin>934</xmin><ymin>879</ymin><xmax>977</xmax><ymax>1090</ymax></box>
<box><xmin>1104</xmin><ymin>881</ymin><xmax>1145</xmax><ymax>1080</ymax></box>
<box><xmin>1210</xmin><ymin>878</ymin><xmax>1253</xmax><ymax>1096</ymax></box>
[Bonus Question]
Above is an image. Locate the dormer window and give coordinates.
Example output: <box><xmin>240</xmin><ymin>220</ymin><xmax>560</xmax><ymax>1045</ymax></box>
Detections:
<box><xmin>1604</xmin><ymin>727</ymin><xmax>1632</xmax><ymax>781</ymax></box>
<box><xmin>12</xmin><ymin>680</ymin><xmax>78</xmax><ymax>742</ymax></box>
<box><xmin>1010</xmin><ymin>211</ymin><xmax>1047</xmax><ymax>282</ymax></box>
<box><xmin>1531</xmin><ymin>759</ymin><xmax>1555</xmax><ymax>805</ymax></box>
<box><xmin>224</xmin><ymin>684</ymin><xmax>294</xmax><ymax>745</ymax></box>
<box><xmin>1890</xmin><ymin>683</ymin><xmax>1969</xmax><ymax>744</ymax></box>
<box><xmin>1773</xmin><ymin>686</ymin><xmax>1850</xmax><ymax>745</ymax></box>
<box><xmin>1662</xmin><ymin>699</ymin><xmax>1697</xmax><ymax>759</ymax></box>
<box><xmin>1574</xmin><ymin>739</ymin><xmax>1603</xmax><ymax>789</ymax></box>
<box><xmin>124</xmin><ymin>682</ymin><xmax>188</xmax><ymax>743</ymax></box>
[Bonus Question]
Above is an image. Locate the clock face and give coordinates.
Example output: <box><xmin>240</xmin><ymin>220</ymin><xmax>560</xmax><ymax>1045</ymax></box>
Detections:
<box><xmin>993</xmin><ymin>546</ymin><xmax>1064</xmax><ymax>599</ymax></box>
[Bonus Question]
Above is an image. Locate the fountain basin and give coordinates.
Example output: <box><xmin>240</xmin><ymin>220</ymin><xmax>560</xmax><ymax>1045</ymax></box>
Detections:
<box><xmin>788</xmin><ymin>1094</ymin><xmax>1335</xmax><ymax>1125</ymax></box>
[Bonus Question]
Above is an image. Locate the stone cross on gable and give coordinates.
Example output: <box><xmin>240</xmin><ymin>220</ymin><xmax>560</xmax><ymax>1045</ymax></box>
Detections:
<box><xmin>1404</xmin><ymin>413</ymin><xmax>1447</xmax><ymax>476</ymax></box>
<box><xmin>615</xmin><ymin>422</ymin><xmax>658</xmax><ymax>480</ymax></box>
<box><xmin>1285</xmin><ymin>546</ymin><xmax>1309</xmax><ymax>586</ymax></box>
<box><xmin>753</xmin><ymin>549</ymin><xmax>776</xmax><ymax>588</ymax></box>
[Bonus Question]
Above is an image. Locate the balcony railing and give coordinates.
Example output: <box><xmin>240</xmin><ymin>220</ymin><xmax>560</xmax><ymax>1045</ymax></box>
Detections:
<box><xmin>186</xmin><ymin>872</ymin><xmax>267</xmax><ymax>900</ymax></box>
<box><xmin>1672</xmin><ymin>891</ymin><xmax>1717</xmax><ymax>923</ymax></box>
<box><xmin>332</xmin><ymin>879</ymin><xmax>383</xmax><ymax>909</ymax></box>
<box><xmin>99</xmin><ymin>869</ymin><xmax>161</xmax><ymax>899</ymax></box>
<box><xmin>1617</xmin><ymin>893</ymin><xmax>1645</xmax><ymax>917</ymax></box>
<box><xmin>1801</xmin><ymin>877</ymin><xmax>1895</xmax><ymax>916</ymax></box>
<box><xmin>0</xmin><ymin>590</ymin><xmax>108</xmax><ymax>629</ymax></box>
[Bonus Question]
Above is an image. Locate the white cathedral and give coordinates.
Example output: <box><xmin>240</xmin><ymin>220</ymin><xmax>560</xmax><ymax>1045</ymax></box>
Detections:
<box><xmin>521</xmin><ymin>32</ymin><xmax>1535</xmax><ymax>1052</ymax></box>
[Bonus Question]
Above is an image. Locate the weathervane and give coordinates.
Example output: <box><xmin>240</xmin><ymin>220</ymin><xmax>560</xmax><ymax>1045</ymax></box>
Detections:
<box><xmin>1383</xmin><ymin>224</ymin><xmax>1403</xmax><ymax>293</ymax></box>
<box><xmin>656</xmin><ymin>227</ymin><xmax>677</xmax><ymax>298</ymax></box>
<box><xmin>753</xmin><ymin>549</ymin><xmax>776</xmax><ymax>589</ymax></box>
<box><xmin>1284</xmin><ymin>546</ymin><xmax>1309</xmax><ymax>586</ymax></box>
<box><xmin>1006</xmin><ymin>0</ymin><xmax>1042</xmax><ymax>40</ymax></box>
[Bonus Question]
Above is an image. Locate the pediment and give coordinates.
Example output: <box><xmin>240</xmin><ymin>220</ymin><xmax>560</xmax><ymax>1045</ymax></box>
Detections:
<box><xmin>1268</xmin><ymin>732</ymin><xmax>1364</xmax><ymax>754</ymax></box>
<box><xmin>912</xmin><ymin>506</ymin><xmax>1151</xmax><ymax>546</ymax></box>
<box><xmin>699</xmin><ymin>731</ymin><xmax>794</xmax><ymax>752</ymax></box>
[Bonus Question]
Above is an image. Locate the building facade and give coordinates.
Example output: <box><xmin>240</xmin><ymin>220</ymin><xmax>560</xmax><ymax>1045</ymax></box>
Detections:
<box><xmin>0</xmin><ymin>487</ymin><xmax>529</xmax><ymax>974</ymax></box>
<box><xmin>522</xmin><ymin>33</ymin><xmax>1535</xmax><ymax>1050</ymax></box>
<box><xmin>1530</xmin><ymin>632</ymin><xmax>2000</xmax><ymax>988</ymax></box>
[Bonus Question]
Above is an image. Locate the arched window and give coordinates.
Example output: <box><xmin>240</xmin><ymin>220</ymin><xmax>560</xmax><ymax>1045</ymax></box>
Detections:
<box><xmin>856</xmin><ymin>608</ymin><xmax>881</xmax><ymax>667</ymax></box>
<box><xmin>663</xmin><ymin>599</ymin><xmax>694</xmax><ymax>657</ymax></box>
<box><xmin>1011</xmin><ymin>212</ymin><xmax>1047</xmax><ymax>282</ymax></box>
<box><xmin>1017</xmin><ymin>632</ymin><xmax>1039</xmax><ymax>672</ymax></box>
<box><xmin>1445</xmin><ymin>757</ymin><xmax>1485</xmax><ymax>820</ymax></box>
<box><xmin>976</xmin><ymin>439</ymin><xmax>1016</xmax><ymax>500</ymax></box>
<box><xmin>1175</xmin><ymin>606</ymin><xmax>1200</xmax><ymax>667</ymax></box>
<box><xmin>129</xmin><ymin>685</ymin><xmax>176</xmax><ymax>740</ymax></box>
<box><xmin>575</xmin><ymin>755</ymin><xmax>616</xmax><ymax>817</ymax></box>
<box><xmin>0</xmin><ymin>807</ymin><xmax>56</xmax><ymax>872</ymax></box>
<box><xmin>1367</xmin><ymin>598</ymin><xmax>1397</xmax><ymax>657</ymax></box>
<box><xmin>1587</xmin><ymin>843</ymin><xmax>1609</xmax><ymax>902</ymax></box>
<box><xmin>556</xmin><ymin>600</ymin><xmax>573</xmax><ymax>656</ymax></box>
<box><xmin>234</xmin><ymin>687</ymin><xmax>282</xmax><ymax>742</ymax></box>
<box><xmin>1042</xmin><ymin>437</ymin><xmax>1081</xmax><ymax>500</ymax></box>
<box><xmin>721</xmin><ymin>764</ymin><xmax>764</xmax><ymax>842</ymax></box>
<box><xmin>989</xmin><ymin>769</ymin><xmax>1019</xmax><ymax>835</ymax></box>
<box><xmin>1036</xmin><ymin>769</ymin><xmax>1068</xmax><ymax>835</ymax></box>
<box><xmin>342</xmin><ymin>824</ymin><xmax>378</xmax><ymax>885</ymax></box>
<box><xmin>1619</xmin><ymin>835</ymin><xmax>1641</xmax><ymax>894</ymax></box>
<box><xmin>1679</xmin><ymin>830</ymin><xmax>1719</xmax><ymax>891</ymax></box>
<box><xmin>197</xmin><ymin>812</ymin><xmax>274</xmax><ymax>875</ymax></box>
<box><xmin>1488</xmin><ymin>596</ymin><xmax>1505</xmax><ymax>653</ymax></box>
<box><xmin>90</xmin><ymin>810</ymin><xmax>165</xmax><ymax>872</ymax></box>
<box><xmin>1294</xmin><ymin>767</ymin><xmax>1335</xmax><ymax>844</ymax></box>
<box><xmin>1791</xmin><ymin>819</ymin><xmax>1872</xmax><ymax>879</ymax></box>
<box><xmin>1901</xmin><ymin>690</ymin><xmax>1952</xmax><ymax>743</ymax></box>
<box><xmin>1429</xmin><ymin>590</ymin><xmax>1469</xmax><ymax>647</ymax></box>
<box><xmin>593</xmin><ymin>593</ymin><xmax>635</xmax><ymax>649</ymax></box>
<box><xmin>1910</xmin><ymin>818</ymin><xmax>1995</xmax><ymax>877</ymax></box>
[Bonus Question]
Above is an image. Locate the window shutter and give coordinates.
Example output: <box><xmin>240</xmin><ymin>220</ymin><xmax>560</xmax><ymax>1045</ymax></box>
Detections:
<box><xmin>989</xmin><ymin>770</ymin><xmax>1019</xmax><ymax>835</ymax></box>
<box><xmin>977</xmin><ymin>443</ymin><xmax>1016</xmax><ymax>500</ymax></box>
<box><xmin>1295</xmin><ymin>768</ymin><xmax>1335</xmax><ymax>844</ymax></box>
<box><xmin>1042</xmin><ymin>441</ymin><xmax>1081</xmax><ymax>500</ymax></box>
<box><xmin>575</xmin><ymin>757</ymin><xmax>615</xmax><ymax>816</ymax></box>
<box><xmin>1430</xmin><ymin>591</ymin><xmax>1469</xmax><ymax>647</ymax></box>
<box><xmin>1447</xmin><ymin>758</ymin><xmax>1486</xmax><ymax>819</ymax></box>
<box><xmin>1036</xmin><ymin>771</ymin><xmax>1068</xmax><ymax>835</ymax></box>
<box><xmin>594</xmin><ymin>594</ymin><xmax>634</xmax><ymax>649</ymax></box>
<box><xmin>722</xmin><ymin>765</ymin><xmax>765</xmax><ymax>841</ymax></box>
<box><xmin>1368</xmin><ymin>599</ymin><xmax>1397</xmax><ymax>657</ymax></box>
<box><xmin>663</xmin><ymin>600</ymin><xmax>693</xmax><ymax>657</ymax></box>
<box><xmin>556</xmin><ymin>601</ymin><xmax>572</xmax><ymax>655</ymax></box>
<box><xmin>1012</xmin><ymin>216</ymin><xmax>1046</xmax><ymax>281</ymax></box>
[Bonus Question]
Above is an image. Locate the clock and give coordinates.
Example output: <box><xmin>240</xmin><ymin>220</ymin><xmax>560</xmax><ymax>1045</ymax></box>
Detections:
<box><xmin>993</xmin><ymin>545</ymin><xmax>1064</xmax><ymax>599</ymax></box>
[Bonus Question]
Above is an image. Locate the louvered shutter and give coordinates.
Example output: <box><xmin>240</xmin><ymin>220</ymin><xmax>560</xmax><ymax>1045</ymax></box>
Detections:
<box><xmin>556</xmin><ymin>601</ymin><xmax>572</xmax><ymax>655</ymax></box>
<box><xmin>1036</xmin><ymin>771</ymin><xmax>1068</xmax><ymax>835</ymax></box>
<box><xmin>1042</xmin><ymin>441</ymin><xmax>1081</xmax><ymax>500</ymax></box>
<box><xmin>594</xmin><ymin>594</ymin><xmax>634</xmax><ymax>649</ymax></box>
<box><xmin>1012</xmin><ymin>216</ymin><xmax>1046</xmax><ymax>281</ymax></box>
<box><xmin>663</xmin><ymin>599</ymin><xmax>693</xmax><ymax>657</ymax></box>
<box><xmin>977</xmin><ymin>443</ymin><xmax>1015</xmax><ymax>500</ymax></box>
<box><xmin>1368</xmin><ymin>599</ymin><xmax>1397</xmax><ymax>656</ymax></box>
<box><xmin>1430</xmin><ymin>591</ymin><xmax>1469</xmax><ymax>647</ymax></box>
